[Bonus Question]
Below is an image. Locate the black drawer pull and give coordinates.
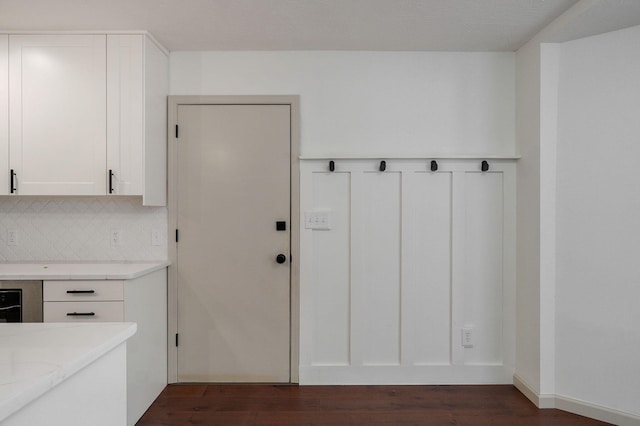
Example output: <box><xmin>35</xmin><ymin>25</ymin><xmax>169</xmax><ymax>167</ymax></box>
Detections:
<box><xmin>108</xmin><ymin>169</ymin><xmax>114</xmax><ymax>194</ymax></box>
<box><xmin>66</xmin><ymin>290</ymin><xmax>96</xmax><ymax>294</ymax></box>
<box><xmin>66</xmin><ymin>312</ymin><xmax>96</xmax><ymax>316</ymax></box>
<box><xmin>10</xmin><ymin>169</ymin><xmax>17</xmax><ymax>193</ymax></box>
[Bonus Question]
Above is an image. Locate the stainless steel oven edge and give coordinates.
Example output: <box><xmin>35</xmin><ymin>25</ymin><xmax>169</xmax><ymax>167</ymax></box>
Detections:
<box><xmin>0</xmin><ymin>281</ymin><xmax>43</xmax><ymax>322</ymax></box>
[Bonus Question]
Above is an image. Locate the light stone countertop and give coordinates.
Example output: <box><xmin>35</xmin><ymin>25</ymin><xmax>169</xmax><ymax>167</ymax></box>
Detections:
<box><xmin>0</xmin><ymin>322</ymin><xmax>137</xmax><ymax>422</ymax></box>
<box><xmin>0</xmin><ymin>261</ymin><xmax>169</xmax><ymax>280</ymax></box>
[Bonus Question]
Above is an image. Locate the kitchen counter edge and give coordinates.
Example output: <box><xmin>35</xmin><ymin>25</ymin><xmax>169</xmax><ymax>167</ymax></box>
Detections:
<box><xmin>0</xmin><ymin>322</ymin><xmax>137</xmax><ymax>422</ymax></box>
<box><xmin>0</xmin><ymin>261</ymin><xmax>170</xmax><ymax>280</ymax></box>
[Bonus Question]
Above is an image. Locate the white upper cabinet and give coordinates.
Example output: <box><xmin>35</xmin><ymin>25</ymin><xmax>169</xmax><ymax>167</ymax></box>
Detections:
<box><xmin>107</xmin><ymin>35</ymin><xmax>168</xmax><ymax>206</ymax></box>
<box><xmin>9</xmin><ymin>35</ymin><xmax>107</xmax><ymax>195</ymax></box>
<box><xmin>0</xmin><ymin>35</ymin><xmax>8</xmax><ymax>196</ymax></box>
<box><xmin>2</xmin><ymin>32</ymin><xmax>168</xmax><ymax>204</ymax></box>
<box><xmin>107</xmin><ymin>35</ymin><xmax>144</xmax><ymax>199</ymax></box>
<box><xmin>141</xmin><ymin>36</ymin><xmax>169</xmax><ymax>206</ymax></box>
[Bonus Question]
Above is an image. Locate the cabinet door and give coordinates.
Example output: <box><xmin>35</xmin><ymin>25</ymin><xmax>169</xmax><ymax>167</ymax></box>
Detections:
<box><xmin>9</xmin><ymin>35</ymin><xmax>106</xmax><ymax>195</ymax></box>
<box><xmin>0</xmin><ymin>35</ymin><xmax>8</xmax><ymax>195</ymax></box>
<box><xmin>106</xmin><ymin>34</ymin><xmax>144</xmax><ymax>196</ymax></box>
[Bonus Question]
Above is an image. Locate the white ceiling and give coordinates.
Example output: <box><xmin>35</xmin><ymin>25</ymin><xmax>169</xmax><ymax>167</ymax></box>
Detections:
<box><xmin>0</xmin><ymin>0</ymin><xmax>639</xmax><ymax>52</ymax></box>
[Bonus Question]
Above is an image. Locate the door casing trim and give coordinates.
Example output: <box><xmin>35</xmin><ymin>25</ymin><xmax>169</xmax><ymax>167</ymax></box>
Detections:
<box><xmin>167</xmin><ymin>95</ymin><xmax>301</xmax><ymax>383</ymax></box>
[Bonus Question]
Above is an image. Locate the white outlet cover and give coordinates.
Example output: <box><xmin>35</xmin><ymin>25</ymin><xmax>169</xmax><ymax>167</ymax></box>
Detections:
<box><xmin>151</xmin><ymin>229</ymin><xmax>163</xmax><ymax>246</ymax></box>
<box><xmin>462</xmin><ymin>326</ymin><xmax>474</xmax><ymax>348</ymax></box>
<box><xmin>7</xmin><ymin>230</ymin><xmax>18</xmax><ymax>246</ymax></box>
<box><xmin>111</xmin><ymin>229</ymin><xmax>123</xmax><ymax>247</ymax></box>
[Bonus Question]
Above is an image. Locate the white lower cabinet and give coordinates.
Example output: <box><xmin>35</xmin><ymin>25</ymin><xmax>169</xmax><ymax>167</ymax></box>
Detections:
<box><xmin>42</xmin><ymin>268</ymin><xmax>167</xmax><ymax>426</ymax></box>
<box><xmin>43</xmin><ymin>279</ymin><xmax>124</xmax><ymax>301</ymax></box>
<box><xmin>43</xmin><ymin>301</ymin><xmax>124</xmax><ymax>322</ymax></box>
<box><xmin>43</xmin><ymin>280</ymin><xmax>125</xmax><ymax>321</ymax></box>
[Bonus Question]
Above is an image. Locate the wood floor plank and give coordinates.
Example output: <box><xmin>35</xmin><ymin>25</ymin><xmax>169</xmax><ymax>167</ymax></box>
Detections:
<box><xmin>137</xmin><ymin>385</ymin><xmax>611</xmax><ymax>425</ymax></box>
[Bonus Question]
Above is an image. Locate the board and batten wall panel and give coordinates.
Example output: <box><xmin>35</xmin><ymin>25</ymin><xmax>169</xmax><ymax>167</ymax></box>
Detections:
<box><xmin>355</xmin><ymin>171</ymin><xmax>402</xmax><ymax>366</ymax></box>
<box><xmin>402</xmin><ymin>171</ymin><xmax>452</xmax><ymax>366</ymax></box>
<box><xmin>310</xmin><ymin>172</ymin><xmax>351</xmax><ymax>366</ymax></box>
<box><xmin>300</xmin><ymin>159</ymin><xmax>515</xmax><ymax>384</ymax></box>
<box><xmin>462</xmin><ymin>172</ymin><xmax>504</xmax><ymax>365</ymax></box>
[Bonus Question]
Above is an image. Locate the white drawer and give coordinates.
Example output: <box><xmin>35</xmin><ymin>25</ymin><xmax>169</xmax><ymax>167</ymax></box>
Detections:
<box><xmin>43</xmin><ymin>280</ymin><xmax>124</xmax><ymax>302</ymax></box>
<box><xmin>43</xmin><ymin>301</ymin><xmax>124</xmax><ymax>322</ymax></box>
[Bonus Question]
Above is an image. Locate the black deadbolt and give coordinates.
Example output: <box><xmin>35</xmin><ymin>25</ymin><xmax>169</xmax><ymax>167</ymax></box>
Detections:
<box><xmin>276</xmin><ymin>254</ymin><xmax>287</xmax><ymax>264</ymax></box>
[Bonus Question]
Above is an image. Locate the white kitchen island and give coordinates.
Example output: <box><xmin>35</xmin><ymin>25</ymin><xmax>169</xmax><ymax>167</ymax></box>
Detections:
<box><xmin>0</xmin><ymin>322</ymin><xmax>136</xmax><ymax>426</ymax></box>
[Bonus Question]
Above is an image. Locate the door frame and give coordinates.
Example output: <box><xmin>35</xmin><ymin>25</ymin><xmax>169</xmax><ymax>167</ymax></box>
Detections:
<box><xmin>167</xmin><ymin>95</ymin><xmax>301</xmax><ymax>383</ymax></box>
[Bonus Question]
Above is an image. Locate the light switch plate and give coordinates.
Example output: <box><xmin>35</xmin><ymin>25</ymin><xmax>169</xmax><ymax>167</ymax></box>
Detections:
<box><xmin>304</xmin><ymin>210</ymin><xmax>331</xmax><ymax>230</ymax></box>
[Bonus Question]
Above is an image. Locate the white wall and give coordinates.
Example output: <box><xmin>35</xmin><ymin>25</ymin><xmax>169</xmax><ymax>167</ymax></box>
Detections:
<box><xmin>170</xmin><ymin>51</ymin><xmax>515</xmax><ymax>158</ymax></box>
<box><xmin>555</xmin><ymin>25</ymin><xmax>640</xmax><ymax>417</ymax></box>
<box><xmin>514</xmin><ymin>38</ymin><xmax>560</xmax><ymax>403</ymax></box>
<box><xmin>538</xmin><ymin>43</ymin><xmax>559</xmax><ymax>399</ymax></box>
<box><xmin>0</xmin><ymin>197</ymin><xmax>167</xmax><ymax>261</ymax></box>
<box><xmin>514</xmin><ymin>39</ymin><xmax>542</xmax><ymax>395</ymax></box>
<box><xmin>170</xmin><ymin>51</ymin><xmax>517</xmax><ymax>384</ymax></box>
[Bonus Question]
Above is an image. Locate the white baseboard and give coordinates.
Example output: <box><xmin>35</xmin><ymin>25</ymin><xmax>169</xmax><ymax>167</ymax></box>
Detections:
<box><xmin>513</xmin><ymin>374</ymin><xmax>554</xmax><ymax>408</ymax></box>
<box><xmin>300</xmin><ymin>365</ymin><xmax>514</xmax><ymax>385</ymax></box>
<box><xmin>513</xmin><ymin>374</ymin><xmax>640</xmax><ymax>426</ymax></box>
<box><xmin>555</xmin><ymin>395</ymin><xmax>640</xmax><ymax>426</ymax></box>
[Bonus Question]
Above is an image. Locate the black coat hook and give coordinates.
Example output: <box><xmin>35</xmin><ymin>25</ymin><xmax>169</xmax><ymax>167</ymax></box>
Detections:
<box><xmin>329</xmin><ymin>160</ymin><xmax>335</xmax><ymax>172</ymax></box>
<box><xmin>481</xmin><ymin>160</ymin><xmax>489</xmax><ymax>172</ymax></box>
<box><xmin>379</xmin><ymin>160</ymin><xmax>386</xmax><ymax>172</ymax></box>
<box><xmin>430</xmin><ymin>160</ymin><xmax>438</xmax><ymax>172</ymax></box>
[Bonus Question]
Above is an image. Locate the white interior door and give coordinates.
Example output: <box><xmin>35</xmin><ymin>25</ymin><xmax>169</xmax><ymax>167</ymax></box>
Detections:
<box><xmin>176</xmin><ymin>104</ymin><xmax>291</xmax><ymax>382</ymax></box>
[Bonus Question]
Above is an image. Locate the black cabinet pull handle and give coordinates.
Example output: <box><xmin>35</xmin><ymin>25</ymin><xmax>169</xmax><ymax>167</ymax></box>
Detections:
<box><xmin>66</xmin><ymin>290</ymin><xmax>95</xmax><ymax>294</ymax></box>
<box><xmin>329</xmin><ymin>160</ymin><xmax>335</xmax><ymax>172</ymax></box>
<box><xmin>430</xmin><ymin>160</ymin><xmax>438</xmax><ymax>172</ymax></box>
<box><xmin>10</xmin><ymin>169</ymin><xmax>16</xmax><ymax>193</ymax></box>
<box><xmin>276</xmin><ymin>254</ymin><xmax>287</xmax><ymax>264</ymax></box>
<box><xmin>66</xmin><ymin>312</ymin><xmax>96</xmax><ymax>316</ymax></box>
<box><xmin>481</xmin><ymin>160</ymin><xmax>489</xmax><ymax>172</ymax></box>
<box><xmin>108</xmin><ymin>169</ymin><xmax>114</xmax><ymax>194</ymax></box>
<box><xmin>379</xmin><ymin>160</ymin><xmax>386</xmax><ymax>172</ymax></box>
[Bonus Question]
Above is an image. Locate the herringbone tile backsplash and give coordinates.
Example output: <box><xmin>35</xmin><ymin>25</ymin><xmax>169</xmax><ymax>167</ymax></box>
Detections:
<box><xmin>0</xmin><ymin>197</ymin><xmax>167</xmax><ymax>262</ymax></box>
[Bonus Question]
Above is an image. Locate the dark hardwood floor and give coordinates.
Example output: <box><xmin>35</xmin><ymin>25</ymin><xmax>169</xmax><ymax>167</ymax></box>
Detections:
<box><xmin>137</xmin><ymin>384</ymin><xmax>611</xmax><ymax>425</ymax></box>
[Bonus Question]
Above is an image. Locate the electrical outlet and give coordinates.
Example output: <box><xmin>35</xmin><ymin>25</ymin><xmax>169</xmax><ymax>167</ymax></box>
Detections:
<box><xmin>7</xmin><ymin>230</ymin><xmax>18</xmax><ymax>246</ymax></box>
<box><xmin>151</xmin><ymin>229</ymin><xmax>163</xmax><ymax>246</ymax></box>
<box><xmin>462</xmin><ymin>326</ymin><xmax>474</xmax><ymax>348</ymax></box>
<box><xmin>111</xmin><ymin>229</ymin><xmax>122</xmax><ymax>247</ymax></box>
